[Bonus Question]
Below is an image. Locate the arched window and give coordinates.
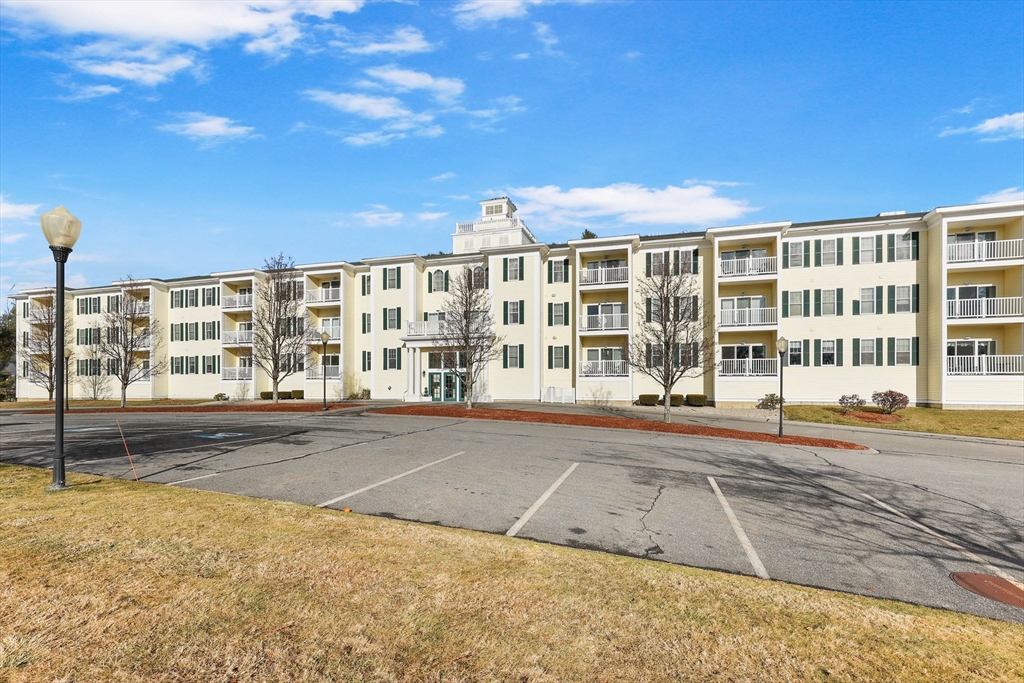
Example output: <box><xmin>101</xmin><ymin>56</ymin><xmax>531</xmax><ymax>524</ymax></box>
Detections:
<box><xmin>473</xmin><ymin>266</ymin><xmax>486</xmax><ymax>290</ymax></box>
<box><xmin>432</xmin><ymin>270</ymin><xmax>444</xmax><ymax>293</ymax></box>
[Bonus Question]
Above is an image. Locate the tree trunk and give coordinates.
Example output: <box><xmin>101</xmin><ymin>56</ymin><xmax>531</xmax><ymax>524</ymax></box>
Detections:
<box><xmin>121</xmin><ymin>385</ymin><xmax>127</xmax><ymax>408</ymax></box>
<box><xmin>47</xmin><ymin>386</ymin><xmax>54</xmax><ymax>401</ymax></box>
<box><xmin>273</xmin><ymin>378</ymin><xmax>279</xmax><ymax>403</ymax></box>
<box><xmin>664</xmin><ymin>390</ymin><xmax>672</xmax><ymax>423</ymax></box>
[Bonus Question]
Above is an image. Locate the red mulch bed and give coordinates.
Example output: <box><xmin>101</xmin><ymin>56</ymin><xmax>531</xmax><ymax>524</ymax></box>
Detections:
<box><xmin>847</xmin><ymin>411</ymin><xmax>901</xmax><ymax>424</ymax></box>
<box><xmin>27</xmin><ymin>403</ymin><xmax>363</xmax><ymax>415</ymax></box>
<box><xmin>374</xmin><ymin>405</ymin><xmax>868</xmax><ymax>451</ymax></box>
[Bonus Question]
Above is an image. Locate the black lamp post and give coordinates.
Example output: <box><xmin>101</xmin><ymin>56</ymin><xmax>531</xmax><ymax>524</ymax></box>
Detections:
<box><xmin>777</xmin><ymin>336</ymin><xmax>788</xmax><ymax>438</ymax></box>
<box><xmin>40</xmin><ymin>205</ymin><xmax>82</xmax><ymax>491</ymax></box>
<box><xmin>64</xmin><ymin>347</ymin><xmax>72</xmax><ymax>412</ymax></box>
<box><xmin>320</xmin><ymin>330</ymin><xmax>330</xmax><ymax>411</ymax></box>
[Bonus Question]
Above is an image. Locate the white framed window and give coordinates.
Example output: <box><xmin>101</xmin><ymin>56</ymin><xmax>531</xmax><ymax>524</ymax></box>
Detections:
<box><xmin>107</xmin><ymin>295</ymin><xmax>121</xmax><ymax>312</ymax></box>
<box><xmin>860</xmin><ymin>237</ymin><xmax>876</xmax><ymax>263</ymax></box>
<box><xmin>432</xmin><ymin>270</ymin><xmax>444</xmax><ymax>292</ymax></box>
<box><xmin>789</xmin><ymin>340</ymin><xmax>803</xmax><ymax>366</ymax></box>
<box><xmin>821</xmin><ymin>239</ymin><xmax>836</xmax><ymax>266</ymax></box>
<box><xmin>552</xmin><ymin>302</ymin><xmax>565</xmax><ymax>326</ymax></box>
<box><xmin>651</xmin><ymin>252</ymin><xmax>667</xmax><ymax>276</ymax></box>
<box><xmin>860</xmin><ymin>287</ymin><xmax>875</xmax><ymax>315</ymax></box>
<box><xmin>481</xmin><ymin>236</ymin><xmax>491</xmax><ymax>247</ymax></box>
<box><xmin>896</xmin><ymin>285</ymin><xmax>912</xmax><ymax>313</ymax></box>
<box><xmin>203</xmin><ymin>288</ymin><xmax>216</xmax><ymax>306</ymax></box>
<box><xmin>859</xmin><ymin>338</ymin><xmax>875</xmax><ymax>366</ymax></box>
<box><xmin>895</xmin><ymin>337</ymin><xmax>912</xmax><ymax>365</ymax></box>
<box><xmin>789</xmin><ymin>290</ymin><xmax>804</xmax><ymax>317</ymax></box>
<box><xmin>552</xmin><ymin>345</ymin><xmax>566</xmax><ymax>369</ymax></box>
<box><xmin>822</xmin><ymin>339</ymin><xmax>836</xmax><ymax>366</ymax></box>
<box><xmin>822</xmin><ymin>289</ymin><xmax>836</xmax><ymax>316</ymax></box>
<box><xmin>551</xmin><ymin>260</ymin><xmax>565</xmax><ymax>283</ymax></box>
<box><xmin>387</xmin><ymin>308</ymin><xmax>398</xmax><ymax>330</ymax></box>
<box><xmin>386</xmin><ymin>268</ymin><xmax>398</xmax><ymax>289</ymax></box>
<box><xmin>895</xmin><ymin>233</ymin><xmax>913</xmax><ymax>261</ymax></box>
<box><xmin>485</xmin><ymin>204</ymin><xmax>503</xmax><ymax>216</ymax></box>
<box><xmin>187</xmin><ymin>290</ymin><xmax>198</xmax><ymax>307</ymax></box>
<box><xmin>650</xmin><ymin>297</ymin><xmax>663</xmax><ymax>323</ymax></box>
<box><xmin>473</xmin><ymin>267</ymin><xmax>486</xmax><ymax>289</ymax></box>
<box><xmin>789</xmin><ymin>241</ymin><xmax>804</xmax><ymax>268</ymax></box>
<box><xmin>507</xmin><ymin>257</ymin><xmax>520</xmax><ymax>281</ymax></box>
<box><xmin>508</xmin><ymin>300</ymin><xmax>521</xmax><ymax>325</ymax></box>
<box><xmin>187</xmin><ymin>356</ymin><xmax>198</xmax><ymax>374</ymax></box>
<box><xmin>507</xmin><ymin>344</ymin><xmax>521</xmax><ymax>368</ymax></box>
<box><xmin>499</xmin><ymin>234</ymin><xmax>510</xmax><ymax>246</ymax></box>
<box><xmin>386</xmin><ymin>348</ymin><xmax>399</xmax><ymax>369</ymax></box>
<box><xmin>107</xmin><ymin>358</ymin><xmax>120</xmax><ymax>376</ymax></box>
<box><xmin>204</xmin><ymin>356</ymin><xmax>217</xmax><ymax>374</ymax></box>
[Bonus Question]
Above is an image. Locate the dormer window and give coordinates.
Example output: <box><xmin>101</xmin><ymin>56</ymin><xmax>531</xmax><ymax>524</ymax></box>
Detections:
<box><xmin>485</xmin><ymin>204</ymin><xmax>504</xmax><ymax>216</ymax></box>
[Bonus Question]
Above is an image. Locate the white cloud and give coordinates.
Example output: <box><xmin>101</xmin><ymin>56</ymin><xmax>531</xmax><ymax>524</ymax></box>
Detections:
<box><xmin>56</xmin><ymin>83</ymin><xmax>122</xmax><ymax>101</ymax></box>
<box><xmin>447</xmin><ymin>195</ymin><xmax>470</xmax><ymax>200</ymax></box>
<box><xmin>512</xmin><ymin>52</ymin><xmax>530</xmax><ymax>60</ymax></box>
<box><xmin>624</xmin><ymin>51</ymin><xmax>642</xmax><ymax>60</ymax></box>
<box><xmin>977</xmin><ymin>187</ymin><xmax>1024</xmax><ymax>204</ymax></box>
<box><xmin>941</xmin><ymin>112</ymin><xmax>1024</xmax><ymax>142</ymax></box>
<box><xmin>344</xmin><ymin>27</ymin><xmax>434</xmax><ymax>55</ymax></box>
<box><xmin>158</xmin><ymin>112</ymin><xmax>256</xmax><ymax>143</ymax></box>
<box><xmin>343</xmin><ymin>130</ymin><xmax>404</xmax><ymax>146</ymax></box>
<box><xmin>355</xmin><ymin>207</ymin><xmax>403</xmax><ymax>226</ymax></box>
<box><xmin>533</xmin><ymin>22</ymin><xmax>561</xmax><ymax>54</ymax></box>
<box><xmin>364</xmin><ymin>66</ymin><xmax>465</xmax><ymax>104</ymax></box>
<box><xmin>508</xmin><ymin>182</ymin><xmax>755</xmax><ymax>227</ymax></box>
<box><xmin>453</xmin><ymin>0</ymin><xmax>544</xmax><ymax>26</ymax></box>
<box><xmin>0</xmin><ymin>196</ymin><xmax>42</xmax><ymax>223</ymax></box>
<box><xmin>0</xmin><ymin>232</ymin><xmax>28</xmax><ymax>245</ymax></box>
<box><xmin>418</xmin><ymin>212</ymin><xmax>449</xmax><ymax>221</ymax></box>
<box><xmin>431</xmin><ymin>172</ymin><xmax>456</xmax><ymax>182</ymax></box>
<box><xmin>306</xmin><ymin>90</ymin><xmax>423</xmax><ymax>121</ymax></box>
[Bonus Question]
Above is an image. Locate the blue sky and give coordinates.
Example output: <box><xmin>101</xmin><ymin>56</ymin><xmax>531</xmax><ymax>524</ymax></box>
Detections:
<box><xmin>1</xmin><ymin>0</ymin><xmax>1022</xmax><ymax>304</ymax></box>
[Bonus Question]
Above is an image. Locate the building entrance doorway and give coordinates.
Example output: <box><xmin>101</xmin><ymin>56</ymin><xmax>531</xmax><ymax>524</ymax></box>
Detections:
<box><xmin>428</xmin><ymin>372</ymin><xmax>463</xmax><ymax>402</ymax></box>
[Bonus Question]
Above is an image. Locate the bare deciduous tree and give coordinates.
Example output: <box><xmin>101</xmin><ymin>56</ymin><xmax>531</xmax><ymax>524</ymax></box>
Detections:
<box><xmin>23</xmin><ymin>291</ymin><xmax>72</xmax><ymax>401</ymax></box>
<box><xmin>100</xmin><ymin>276</ymin><xmax>167</xmax><ymax>408</ymax></box>
<box><xmin>76</xmin><ymin>347</ymin><xmax>111</xmax><ymax>400</ymax></box>
<box><xmin>627</xmin><ymin>252</ymin><xmax>715</xmax><ymax>422</ymax></box>
<box><xmin>436</xmin><ymin>263</ymin><xmax>504</xmax><ymax>409</ymax></box>
<box><xmin>252</xmin><ymin>253</ymin><xmax>311</xmax><ymax>402</ymax></box>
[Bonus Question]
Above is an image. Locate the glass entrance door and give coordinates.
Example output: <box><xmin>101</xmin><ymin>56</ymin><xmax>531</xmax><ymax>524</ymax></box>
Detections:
<box><xmin>429</xmin><ymin>373</ymin><xmax>442</xmax><ymax>401</ymax></box>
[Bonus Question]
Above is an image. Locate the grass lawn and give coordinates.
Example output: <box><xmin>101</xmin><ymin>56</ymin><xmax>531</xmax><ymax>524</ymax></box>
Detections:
<box><xmin>785</xmin><ymin>405</ymin><xmax>1024</xmax><ymax>441</ymax></box>
<box><xmin>2</xmin><ymin>465</ymin><xmax>1022</xmax><ymax>682</ymax></box>
<box><xmin>0</xmin><ymin>398</ymin><xmax>210</xmax><ymax>410</ymax></box>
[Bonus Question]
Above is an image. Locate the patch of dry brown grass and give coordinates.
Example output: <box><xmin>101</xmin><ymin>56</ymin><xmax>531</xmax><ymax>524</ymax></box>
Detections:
<box><xmin>1</xmin><ymin>464</ymin><xmax>1021</xmax><ymax>682</ymax></box>
<box><xmin>785</xmin><ymin>405</ymin><xmax>1024</xmax><ymax>441</ymax></box>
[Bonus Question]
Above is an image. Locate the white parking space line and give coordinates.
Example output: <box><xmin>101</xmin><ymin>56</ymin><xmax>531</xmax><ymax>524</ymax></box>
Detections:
<box><xmin>167</xmin><ymin>473</ymin><xmax>219</xmax><ymax>486</ymax></box>
<box><xmin>507</xmin><ymin>462</ymin><xmax>579</xmax><ymax>538</ymax></box>
<box><xmin>864</xmin><ymin>493</ymin><xmax>1024</xmax><ymax>589</ymax></box>
<box><xmin>317</xmin><ymin>451</ymin><xmax>465</xmax><ymax>508</ymax></box>
<box><xmin>708</xmin><ymin>476</ymin><xmax>770</xmax><ymax>580</ymax></box>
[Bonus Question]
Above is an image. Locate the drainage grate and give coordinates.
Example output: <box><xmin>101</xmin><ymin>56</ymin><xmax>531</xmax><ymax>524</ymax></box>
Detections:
<box><xmin>950</xmin><ymin>572</ymin><xmax>1024</xmax><ymax>609</ymax></box>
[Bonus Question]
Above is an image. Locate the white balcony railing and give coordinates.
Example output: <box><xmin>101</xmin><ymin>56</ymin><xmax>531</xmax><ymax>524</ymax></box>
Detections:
<box><xmin>719</xmin><ymin>307</ymin><xmax>778</xmax><ymax>327</ymax></box>
<box><xmin>946</xmin><ymin>297</ymin><xmax>1022</xmax><ymax>319</ymax></box>
<box><xmin>223</xmin><ymin>330</ymin><xmax>253</xmax><ymax>344</ymax></box>
<box><xmin>222</xmin><ymin>367</ymin><xmax>253</xmax><ymax>381</ymax></box>
<box><xmin>578</xmin><ymin>359</ymin><xmax>629</xmax><ymax>377</ymax></box>
<box><xmin>947</xmin><ymin>239</ymin><xmax>1023</xmax><ymax>263</ymax></box>
<box><xmin>136</xmin><ymin>335</ymin><xmax>151</xmax><ymax>349</ymax></box>
<box><xmin>719</xmin><ymin>256</ymin><xmax>778</xmax><ymax>278</ymax></box>
<box><xmin>306</xmin><ymin>289</ymin><xmax>341</xmax><ymax>304</ymax></box>
<box><xmin>946</xmin><ymin>355</ymin><xmax>1023</xmax><ymax>375</ymax></box>
<box><xmin>579</xmin><ymin>266</ymin><xmax>629</xmax><ymax>286</ymax></box>
<box><xmin>306</xmin><ymin>365</ymin><xmax>341</xmax><ymax>380</ymax></box>
<box><xmin>407</xmin><ymin>320</ymin><xmax>446</xmax><ymax>336</ymax></box>
<box><xmin>312</xmin><ymin>327</ymin><xmax>341</xmax><ymax>342</ymax></box>
<box><xmin>719</xmin><ymin>358</ymin><xmax>778</xmax><ymax>376</ymax></box>
<box><xmin>456</xmin><ymin>216</ymin><xmax>532</xmax><ymax>237</ymax></box>
<box><xmin>579</xmin><ymin>313</ymin><xmax>629</xmax><ymax>331</ymax></box>
<box><xmin>222</xmin><ymin>294</ymin><xmax>253</xmax><ymax>309</ymax></box>
<box><xmin>127</xmin><ymin>302</ymin><xmax>151</xmax><ymax>316</ymax></box>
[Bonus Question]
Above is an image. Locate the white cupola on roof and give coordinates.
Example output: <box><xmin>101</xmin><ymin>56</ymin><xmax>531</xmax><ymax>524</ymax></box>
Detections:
<box><xmin>453</xmin><ymin>197</ymin><xmax>536</xmax><ymax>254</ymax></box>
<box><xmin>481</xmin><ymin>197</ymin><xmax>516</xmax><ymax>218</ymax></box>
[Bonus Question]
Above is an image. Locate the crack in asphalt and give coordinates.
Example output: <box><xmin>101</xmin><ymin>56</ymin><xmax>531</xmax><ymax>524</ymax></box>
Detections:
<box><xmin>639</xmin><ymin>484</ymin><xmax>666</xmax><ymax>559</ymax></box>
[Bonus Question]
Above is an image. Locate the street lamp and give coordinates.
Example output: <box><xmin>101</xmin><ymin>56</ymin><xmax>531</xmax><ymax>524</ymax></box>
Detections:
<box><xmin>40</xmin><ymin>205</ymin><xmax>82</xmax><ymax>491</ymax></box>
<box><xmin>776</xmin><ymin>336</ymin><xmax>788</xmax><ymax>438</ymax></box>
<box><xmin>320</xmin><ymin>330</ymin><xmax>330</xmax><ymax>411</ymax></box>
<box><xmin>64</xmin><ymin>347</ymin><xmax>72</xmax><ymax>413</ymax></box>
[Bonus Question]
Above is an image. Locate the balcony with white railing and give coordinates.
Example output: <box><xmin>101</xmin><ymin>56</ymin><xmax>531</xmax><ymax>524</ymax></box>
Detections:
<box><xmin>579</xmin><ymin>266</ymin><xmax>629</xmax><ymax>286</ymax></box>
<box><xmin>136</xmin><ymin>334</ymin><xmax>151</xmax><ymax>349</ymax></box>
<box><xmin>578</xmin><ymin>359</ymin><xmax>629</xmax><ymax>377</ymax></box>
<box><xmin>719</xmin><ymin>358</ymin><xmax>778</xmax><ymax>376</ymax></box>
<box><xmin>719</xmin><ymin>256</ymin><xmax>778</xmax><ymax>278</ymax></box>
<box><xmin>719</xmin><ymin>307</ymin><xmax>778</xmax><ymax>327</ymax></box>
<box><xmin>311</xmin><ymin>327</ymin><xmax>341</xmax><ymax>342</ymax></box>
<box><xmin>222</xmin><ymin>294</ymin><xmax>253</xmax><ymax>310</ymax></box>
<box><xmin>222</xmin><ymin>367</ymin><xmax>253</xmax><ymax>381</ymax></box>
<box><xmin>947</xmin><ymin>355</ymin><xmax>1023</xmax><ymax>375</ymax></box>
<box><xmin>579</xmin><ymin>313</ymin><xmax>629</xmax><ymax>332</ymax></box>
<box><xmin>306</xmin><ymin>365</ymin><xmax>341</xmax><ymax>380</ymax></box>
<box><xmin>306</xmin><ymin>289</ymin><xmax>341</xmax><ymax>304</ymax></box>
<box><xmin>947</xmin><ymin>296</ymin><xmax>1022</xmax><ymax>319</ymax></box>
<box><xmin>947</xmin><ymin>239</ymin><xmax>1023</xmax><ymax>264</ymax></box>
<box><xmin>125</xmin><ymin>301</ymin><xmax>151</xmax><ymax>316</ymax></box>
<box><xmin>223</xmin><ymin>330</ymin><xmax>253</xmax><ymax>345</ymax></box>
<box><xmin>407</xmin><ymin>320</ymin><xmax>446</xmax><ymax>336</ymax></box>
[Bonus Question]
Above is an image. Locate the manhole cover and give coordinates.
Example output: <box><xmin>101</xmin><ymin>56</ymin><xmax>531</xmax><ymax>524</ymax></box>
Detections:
<box><xmin>950</xmin><ymin>572</ymin><xmax>1024</xmax><ymax>609</ymax></box>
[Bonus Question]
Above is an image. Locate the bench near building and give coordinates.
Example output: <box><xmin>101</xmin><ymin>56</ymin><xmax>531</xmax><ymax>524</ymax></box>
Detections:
<box><xmin>14</xmin><ymin>198</ymin><xmax>1024</xmax><ymax>409</ymax></box>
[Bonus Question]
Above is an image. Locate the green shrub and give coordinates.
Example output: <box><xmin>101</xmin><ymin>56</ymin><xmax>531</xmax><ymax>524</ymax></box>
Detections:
<box><xmin>670</xmin><ymin>394</ymin><xmax>684</xmax><ymax>407</ymax></box>
<box><xmin>685</xmin><ymin>394</ymin><xmax>708</xmax><ymax>407</ymax></box>
<box><xmin>291</xmin><ymin>390</ymin><xmax>304</xmax><ymax>400</ymax></box>
<box><xmin>638</xmin><ymin>394</ymin><xmax>659</xmax><ymax>406</ymax></box>
<box><xmin>260</xmin><ymin>391</ymin><xmax>273</xmax><ymax>400</ymax></box>
<box><xmin>278</xmin><ymin>391</ymin><xmax>292</xmax><ymax>400</ymax></box>
<box><xmin>213</xmin><ymin>393</ymin><xmax>228</xmax><ymax>402</ymax></box>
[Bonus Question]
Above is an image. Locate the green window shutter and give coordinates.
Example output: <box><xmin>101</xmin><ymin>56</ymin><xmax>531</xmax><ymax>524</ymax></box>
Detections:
<box><xmin>216</xmin><ymin>288</ymin><xmax>220</xmax><ymax>305</ymax></box>
<box><xmin>503</xmin><ymin>301</ymin><xmax>508</xmax><ymax>325</ymax></box>
<box><xmin>646</xmin><ymin>343</ymin><xmax>652</xmax><ymax>367</ymax></box>
<box><xmin>424</xmin><ymin>312</ymin><xmax>428</xmax><ymax>322</ymax></box>
<box><xmin>803</xmin><ymin>241</ymin><xmax>811</xmax><ymax>267</ymax></box>
<box><xmin>396</xmin><ymin>307</ymin><xmax>401</xmax><ymax>328</ymax></box>
<box><xmin>519</xmin><ymin>300</ymin><xmax>525</xmax><ymax>324</ymax></box>
<box><xmin>875</xmin><ymin>235</ymin><xmax>883</xmax><ymax>263</ymax></box>
<box><xmin>672</xmin><ymin>250</ymin><xmax>679</xmax><ymax>275</ymax></box>
<box><xmin>691</xmin><ymin>248</ymin><xmax>699</xmax><ymax>274</ymax></box>
<box><xmin>875</xmin><ymin>286</ymin><xmax>883</xmax><ymax>314</ymax></box>
<box><xmin>691</xmin><ymin>295</ymin><xmax>699</xmax><ymax>321</ymax></box>
<box><xmin>887</xmin><ymin>234</ymin><xmax>895</xmax><ymax>262</ymax></box>
<box><xmin>382</xmin><ymin>271</ymin><xmax>387</xmax><ymax>291</ymax></box>
<box><xmin>517</xmin><ymin>344</ymin><xmax>524</xmax><ymax>367</ymax></box>
<box><xmin>645</xmin><ymin>253</ymin><xmax>652</xmax><ymax>277</ymax></box>
<box><xmin>875</xmin><ymin>338</ymin><xmax>883</xmax><ymax>364</ymax></box>
<box><xmin>782</xmin><ymin>242</ymin><xmax>789</xmax><ymax>269</ymax></box>
<box><xmin>814</xmin><ymin>339</ymin><xmax>821</xmax><ymax>367</ymax></box>
<box><xmin>396</xmin><ymin>267</ymin><xmax>401</xmax><ymax>289</ymax></box>
<box><xmin>781</xmin><ymin>291</ymin><xmax>789</xmax><ymax>318</ymax></box>
<box><xmin>485</xmin><ymin>267</ymin><xmax>489</xmax><ymax>288</ymax></box>
<box><xmin>836</xmin><ymin>288</ymin><xmax>843</xmax><ymax>316</ymax></box>
<box><xmin>563</xmin><ymin>302</ymin><xmax>570</xmax><ymax>325</ymax></box>
<box><xmin>427</xmin><ymin>273</ymin><xmax>432</xmax><ymax>293</ymax></box>
<box><xmin>201</xmin><ymin>324</ymin><xmax>206</xmax><ymax>340</ymax></box>
<box><xmin>564</xmin><ymin>259</ymin><xmax>571</xmax><ymax>281</ymax></box>
<box><xmin>563</xmin><ymin>345</ymin><xmax>569</xmax><ymax>369</ymax></box>
<box><xmin>836</xmin><ymin>339</ymin><xmax>843</xmax><ymax>366</ymax></box>
<box><xmin>202</xmin><ymin>356</ymin><xmax>206</xmax><ymax>374</ymax></box>
<box><xmin>503</xmin><ymin>258</ymin><xmax>508</xmax><ymax>282</ymax></box>
<box><xmin>887</xmin><ymin>285</ymin><xmax>896</xmax><ymax>314</ymax></box>
<box><xmin>887</xmin><ymin>337</ymin><xmax>896</xmax><ymax>366</ymax></box>
<box><xmin>383</xmin><ymin>308</ymin><xmax>388</xmax><ymax>330</ymax></box>
<box><xmin>852</xmin><ymin>338</ymin><xmax>860</xmax><ymax>366</ymax></box>
<box><xmin>396</xmin><ymin>349</ymin><xmax>401</xmax><ymax>370</ymax></box>
<box><xmin>912</xmin><ymin>284</ymin><xmax>920</xmax><ymax>313</ymax></box>
<box><xmin>814</xmin><ymin>289</ymin><xmax>821</xmax><ymax>317</ymax></box>
<box><xmin>852</xmin><ymin>236</ymin><xmax>860</xmax><ymax>264</ymax></box>
<box><xmin>912</xmin><ymin>337</ymin><xmax>919</xmax><ymax>365</ymax></box>
<box><xmin>853</xmin><ymin>299</ymin><xmax>860</xmax><ymax>315</ymax></box>
<box><xmin>503</xmin><ymin>345</ymin><xmax>508</xmax><ymax>369</ymax></box>
<box><xmin>803</xmin><ymin>338</ymin><xmax>810</xmax><ymax>367</ymax></box>
<box><xmin>814</xmin><ymin>239</ymin><xmax>822</xmax><ymax>267</ymax></box>
<box><xmin>216</xmin><ymin>321</ymin><xmax>220</xmax><ymax>339</ymax></box>
<box><xmin>548</xmin><ymin>346</ymin><xmax>553</xmax><ymax>369</ymax></box>
<box><xmin>444</xmin><ymin>270</ymin><xmax>449</xmax><ymax>291</ymax></box>
<box><xmin>911</xmin><ymin>232</ymin><xmax>919</xmax><ymax>260</ymax></box>
<box><xmin>836</xmin><ymin>238</ymin><xmax>843</xmax><ymax>265</ymax></box>
<box><xmin>803</xmin><ymin>290</ymin><xmax>810</xmax><ymax>317</ymax></box>
<box><xmin>548</xmin><ymin>302</ymin><xmax>553</xmax><ymax>326</ymax></box>
<box><xmin>518</xmin><ymin>256</ymin><xmax>524</xmax><ymax>280</ymax></box>
<box><xmin>645</xmin><ymin>297</ymin><xmax>652</xmax><ymax>322</ymax></box>
<box><xmin>383</xmin><ymin>349</ymin><xmax>387</xmax><ymax>371</ymax></box>
<box><xmin>663</xmin><ymin>251</ymin><xmax>669</xmax><ymax>272</ymax></box>
<box><xmin>547</xmin><ymin>260</ymin><xmax>553</xmax><ymax>284</ymax></box>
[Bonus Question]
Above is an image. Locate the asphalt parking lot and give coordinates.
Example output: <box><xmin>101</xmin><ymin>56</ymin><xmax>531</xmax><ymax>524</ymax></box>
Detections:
<box><xmin>2</xmin><ymin>407</ymin><xmax>1022</xmax><ymax>623</ymax></box>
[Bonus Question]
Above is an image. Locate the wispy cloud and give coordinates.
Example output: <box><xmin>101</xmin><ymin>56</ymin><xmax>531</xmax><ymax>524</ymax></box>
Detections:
<box><xmin>158</xmin><ymin>112</ymin><xmax>257</xmax><ymax>144</ymax></box>
<box><xmin>307</xmin><ymin>90</ymin><xmax>423</xmax><ymax>120</ymax></box>
<box><xmin>453</xmin><ymin>0</ymin><xmax>544</xmax><ymax>26</ymax></box>
<box><xmin>447</xmin><ymin>195</ymin><xmax>470</xmax><ymax>200</ymax></box>
<box><xmin>977</xmin><ymin>187</ymin><xmax>1024</xmax><ymax>204</ymax></box>
<box><xmin>941</xmin><ymin>112</ymin><xmax>1023</xmax><ymax>142</ymax></box>
<box><xmin>431</xmin><ymin>172</ymin><xmax>456</xmax><ymax>182</ymax></box>
<box><xmin>355</xmin><ymin>206</ymin><xmax>403</xmax><ymax>226</ymax></box>
<box><xmin>533</xmin><ymin>22</ymin><xmax>562</xmax><ymax>55</ymax></box>
<box><xmin>0</xmin><ymin>196</ymin><xmax>42</xmax><ymax>223</ymax></box>
<box><xmin>364</xmin><ymin>65</ymin><xmax>465</xmax><ymax>105</ymax></box>
<box><xmin>0</xmin><ymin>232</ymin><xmax>28</xmax><ymax>245</ymax></box>
<box><xmin>418</xmin><ymin>212</ymin><xmax>449</xmax><ymax>221</ymax></box>
<box><xmin>55</xmin><ymin>83</ymin><xmax>122</xmax><ymax>101</ymax></box>
<box><xmin>508</xmin><ymin>182</ymin><xmax>755</xmax><ymax>228</ymax></box>
<box><xmin>344</xmin><ymin>26</ymin><xmax>434</xmax><ymax>55</ymax></box>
